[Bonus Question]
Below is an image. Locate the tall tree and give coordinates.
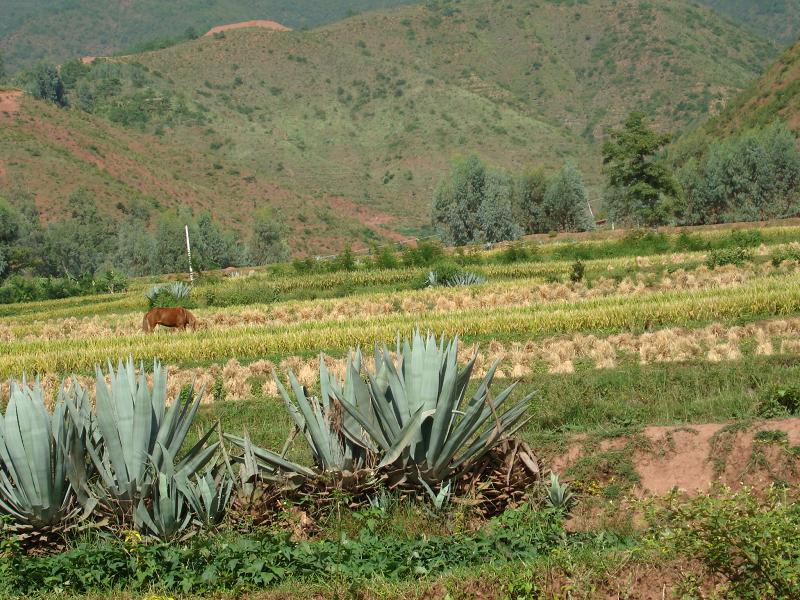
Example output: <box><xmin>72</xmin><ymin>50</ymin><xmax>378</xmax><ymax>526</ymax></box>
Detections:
<box><xmin>251</xmin><ymin>207</ymin><xmax>290</xmax><ymax>265</ymax></box>
<box><xmin>0</xmin><ymin>51</ymin><xmax>6</xmax><ymax>82</ymax></box>
<box><xmin>25</xmin><ymin>63</ymin><xmax>66</xmax><ymax>107</ymax></box>
<box><xmin>541</xmin><ymin>162</ymin><xmax>594</xmax><ymax>232</ymax></box>
<box><xmin>432</xmin><ymin>154</ymin><xmax>486</xmax><ymax>245</ymax></box>
<box><xmin>433</xmin><ymin>155</ymin><xmax>521</xmax><ymax>245</ymax></box>
<box><xmin>513</xmin><ymin>168</ymin><xmax>548</xmax><ymax>234</ymax></box>
<box><xmin>194</xmin><ymin>211</ymin><xmax>246</xmax><ymax>269</ymax></box>
<box><xmin>478</xmin><ymin>171</ymin><xmax>521</xmax><ymax>243</ymax></box>
<box><xmin>602</xmin><ymin>112</ymin><xmax>679</xmax><ymax>227</ymax></box>
<box><xmin>678</xmin><ymin>122</ymin><xmax>800</xmax><ymax>225</ymax></box>
<box><xmin>42</xmin><ymin>189</ymin><xmax>114</xmax><ymax>277</ymax></box>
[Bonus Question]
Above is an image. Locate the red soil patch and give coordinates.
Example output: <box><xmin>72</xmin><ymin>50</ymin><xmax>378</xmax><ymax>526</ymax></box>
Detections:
<box><xmin>204</xmin><ymin>20</ymin><xmax>291</xmax><ymax>36</ymax></box>
<box><xmin>554</xmin><ymin>418</ymin><xmax>800</xmax><ymax>496</ymax></box>
<box><xmin>0</xmin><ymin>91</ymin><xmax>22</xmax><ymax>116</ymax></box>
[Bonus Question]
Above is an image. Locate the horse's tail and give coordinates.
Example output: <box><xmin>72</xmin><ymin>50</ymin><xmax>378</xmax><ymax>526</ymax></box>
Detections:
<box><xmin>142</xmin><ymin>311</ymin><xmax>152</xmax><ymax>333</ymax></box>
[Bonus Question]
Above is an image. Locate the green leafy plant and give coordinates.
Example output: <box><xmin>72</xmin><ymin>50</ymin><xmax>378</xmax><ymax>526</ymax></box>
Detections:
<box><xmin>706</xmin><ymin>246</ymin><xmax>753</xmax><ymax>268</ymax></box>
<box><xmin>544</xmin><ymin>473</ymin><xmax>574</xmax><ymax>510</ymax></box>
<box><xmin>87</xmin><ymin>358</ymin><xmax>218</xmax><ymax>517</ymax></box>
<box><xmin>650</xmin><ymin>487</ymin><xmax>800</xmax><ymax>599</ymax></box>
<box><xmin>146</xmin><ymin>281</ymin><xmax>192</xmax><ymax>308</ymax></box>
<box><xmin>0</xmin><ymin>379</ymin><xmax>95</xmax><ymax>530</ymax></box>
<box><xmin>569</xmin><ymin>259</ymin><xmax>585</xmax><ymax>282</ymax></box>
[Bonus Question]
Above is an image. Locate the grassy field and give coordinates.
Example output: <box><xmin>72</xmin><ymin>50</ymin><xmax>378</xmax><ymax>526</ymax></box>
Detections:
<box><xmin>2</xmin><ymin>224</ymin><xmax>800</xmax><ymax>599</ymax></box>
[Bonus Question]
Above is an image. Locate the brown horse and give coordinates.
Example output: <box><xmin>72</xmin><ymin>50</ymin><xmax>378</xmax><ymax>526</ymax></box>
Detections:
<box><xmin>142</xmin><ymin>307</ymin><xmax>197</xmax><ymax>333</ymax></box>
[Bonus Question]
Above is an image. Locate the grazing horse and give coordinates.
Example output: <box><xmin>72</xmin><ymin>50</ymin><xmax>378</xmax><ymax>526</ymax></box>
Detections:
<box><xmin>142</xmin><ymin>307</ymin><xmax>197</xmax><ymax>333</ymax></box>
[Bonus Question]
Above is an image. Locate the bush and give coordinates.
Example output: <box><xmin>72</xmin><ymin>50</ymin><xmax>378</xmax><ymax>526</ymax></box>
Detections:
<box><xmin>569</xmin><ymin>259</ymin><xmax>585</xmax><ymax>283</ymax></box>
<box><xmin>402</xmin><ymin>241</ymin><xmax>445</xmax><ymax>267</ymax></box>
<box><xmin>705</xmin><ymin>246</ymin><xmax>753</xmax><ymax>269</ymax></box>
<box><xmin>649</xmin><ymin>487</ymin><xmax>800</xmax><ymax>599</ymax></box>
<box><xmin>757</xmin><ymin>386</ymin><xmax>800</xmax><ymax>418</ymax></box>
<box><xmin>770</xmin><ymin>245</ymin><xmax>800</xmax><ymax>267</ymax></box>
<box><xmin>498</xmin><ymin>242</ymin><xmax>536</xmax><ymax>264</ymax></box>
<box><xmin>146</xmin><ymin>281</ymin><xmax>193</xmax><ymax>308</ymax></box>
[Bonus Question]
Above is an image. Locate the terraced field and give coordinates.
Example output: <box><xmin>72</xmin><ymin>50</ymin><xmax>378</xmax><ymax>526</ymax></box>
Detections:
<box><xmin>2</xmin><ymin>223</ymin><xmax>800</xmax><ymax>598</ymax></box>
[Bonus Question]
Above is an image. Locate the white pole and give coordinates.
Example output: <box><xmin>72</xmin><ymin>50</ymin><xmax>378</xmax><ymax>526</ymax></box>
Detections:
<box><xmin>185</xmin><ymin>225</ymin><xmax>194</xmax><ymax>283</ymax></box>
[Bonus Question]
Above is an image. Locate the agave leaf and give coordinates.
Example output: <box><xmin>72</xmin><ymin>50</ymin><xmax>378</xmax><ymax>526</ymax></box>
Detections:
<box><xmin>224</xmin><ymin>434</ymin><xmax>316</xmax><ymax>478</ymax></box>
<box><xmin>377</xmin><ymin>407</ymin><xmax>435</xmax><ymax>470</ymax></box>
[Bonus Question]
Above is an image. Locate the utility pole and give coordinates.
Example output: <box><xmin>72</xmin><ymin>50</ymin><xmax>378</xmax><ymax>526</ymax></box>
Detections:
<box><xmin>185</xmin><ymin>225</ymin><xmax>194</xmax><ymax>283</ymax></box>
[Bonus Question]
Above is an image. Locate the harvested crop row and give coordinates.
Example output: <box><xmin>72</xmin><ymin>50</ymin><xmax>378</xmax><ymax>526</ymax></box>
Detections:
<box><xmin>1</xmin><ymin>273</ymin><xmax>800</xmax><ymax>378</ymax></box>
<box><xmin>3</xmin><ymin>262</ymin><xmax>794</xmax><ymax>342</ymax></box>
<box><xmin>15</xmin><ymin>316</ymin><xmax>800</xmax><ymax>406</ymax></box>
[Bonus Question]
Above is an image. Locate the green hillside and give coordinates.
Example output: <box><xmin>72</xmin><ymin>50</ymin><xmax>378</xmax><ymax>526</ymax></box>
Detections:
<box><xmin>0</xmin><ymin>91</ymin><xmax>390</xmax><ymax>256</ymax></box>
<box><xmin>0</xmin><ymin>0</ymin><xmax>780</xmax><ymax>255</ymax></box>
<box><xmin>695</xmin><ymin>0</ymin><xmax>800</xmax><ymax>44</ymax></box>
<box><xmin>0</xmin><ymin>0</ymin><xmax>415</xmax><ymax>71</ymax></box>
<box><xmin>700</xmin><ymin>39</ymin><xmax>800</xmax><ymax>138</ymax></box>
<box><xmin>83</xmin><ymin>0</ymin><xmax>774</xmax><ymax>217</ymax></box>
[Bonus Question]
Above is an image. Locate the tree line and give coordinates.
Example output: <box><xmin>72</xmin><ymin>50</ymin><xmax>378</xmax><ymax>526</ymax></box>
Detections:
<box><xmin>433</xmin><ymin>113</ymin><xmax>800</xmax><ymax>245</ymax></box>
<box><xmin>0</xmin><ymin>189</ymin><xmax>290</xmax><ymax>284</ymax></box>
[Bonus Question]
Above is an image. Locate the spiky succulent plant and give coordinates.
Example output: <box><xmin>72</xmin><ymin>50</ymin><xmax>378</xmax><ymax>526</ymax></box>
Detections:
<box><xmin>233</xmin><ymin>332</ymin><xmax>532</xmax><ymax>491</ymax></box>
<box><xmin>88</xmin><ymin>358</ymin><xmax>218</xmax><ymax>513</ymax></box>
<box><xmin>0</xmin><ymin>379</ymin><xmax>95</xmax><ymax>529</ymax></box>
<box><xmin>341</xmin><ymin>331</ymin><xmax>532</xmax><ymax>485</ymax></box>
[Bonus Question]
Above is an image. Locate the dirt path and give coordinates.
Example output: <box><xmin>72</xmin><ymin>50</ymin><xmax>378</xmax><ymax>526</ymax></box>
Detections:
<box><xmin>553</xmin><ymin>418</ymin><xmax>800</xmax><ymax>495</ymax></box>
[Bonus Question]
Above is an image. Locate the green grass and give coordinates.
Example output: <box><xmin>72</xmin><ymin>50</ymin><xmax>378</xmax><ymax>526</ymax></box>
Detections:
<box><xmin>189</xmin><ymin>355</ymin><xmax>800</xmax><ymax>455</ymax></box>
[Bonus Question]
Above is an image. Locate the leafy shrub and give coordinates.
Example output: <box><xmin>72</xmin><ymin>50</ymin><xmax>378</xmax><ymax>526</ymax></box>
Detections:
<box><xmin>146</xmin><ymin>281</ymin><xmax>193</xmax><ymax>308</ymax></box>
<box><xmin>757</xmin><ymin>386</ymin><xmax>800</xmax><ymax>418</ymax></box>
<box><xmin>569</xmin><ymin>259</ymin><xmax>585</xmax><ymax>282</ymax></box>
<box><xmin>650</xmin><ymin>487</ymin><xmax>800</xmax><ymax>599</ymax></box>
<box><xmin>402</xmin><ymin>241</ymin><xmax>445</xmax><ymax>267</ymax></box>
<box><xmin>0</xmin><ymin>271</ymin><xmax>127</xmax><ymax>304</ymax></box>
<box><xmin>705</xmin><ymin>246</ymin><xmax>753</xmax><ymax>269</ymax></box>
<box><xmin>498</xmin><ymin>242</ymin><xmax>536</xmax><ymax>264</ymax></box>
<box><xmin>770</xmin><ymin>244</ymin><xmax>800</xmax><ymax>267</ymax></box>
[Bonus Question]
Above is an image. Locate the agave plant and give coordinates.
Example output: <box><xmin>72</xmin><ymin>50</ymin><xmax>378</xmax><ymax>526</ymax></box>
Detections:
<box><xmin>134</xmin><ymin>459</ymin><xmax>192</xmax><ymax>540</ymax></box>
<box><xmin>145</xmin><ymin>281</ymin><xmax>191</xmax><ymax>308</ymax></box>
<box><xmin>0</xmin><ymin>379</ymin><xmax>95</xmax><ymax>529</ymax></box>
<box><xmin>226</xmin><ymin>355</ymin><xmax>378</xmax><ymax>477</ymax></box>
<box><xmin>87</xmin><ymin>358</ymin><xmax>218</xmax><ymax>512</ymax></box>
<box><xmin>233</xmin><ymin>332</ymin><xmax>532</xmax><ymax>493</ymax></box>
<box><xmin>545</xmin><ymin>473</ymin><xmax>574</xmax><ymax>510</ymax></box>
<box><xmin>178</xmin><ymin>466</ymin><xmax>234</xmax><ymax>528</ymax></box>
<box><xmin>445</xmin><ymin>271</ymin><xmax>486</xmax><ymax>286</ymax></box>
<box><xmin>340</xmin><ymin>331</ymin><xmax>532</xmax><ymax>486</ymax></box>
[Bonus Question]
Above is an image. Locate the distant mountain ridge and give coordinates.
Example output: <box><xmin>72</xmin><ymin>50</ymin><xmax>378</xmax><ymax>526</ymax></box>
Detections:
<box><xmin>0</xmin><ymin>0</ymin><xmax>416</xmax><ymax>71</ymax></box>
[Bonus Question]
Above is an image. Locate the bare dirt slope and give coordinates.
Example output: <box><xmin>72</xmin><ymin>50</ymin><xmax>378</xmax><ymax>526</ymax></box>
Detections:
<box><xmin>553</xmin><ymin>418</ymin><xmax>800</xmax><ymax>495</ymax></box>
<box><xmin>204</xmin><ymin>20</ymin><xmax>291</xmax><ymax>35</ymax></box>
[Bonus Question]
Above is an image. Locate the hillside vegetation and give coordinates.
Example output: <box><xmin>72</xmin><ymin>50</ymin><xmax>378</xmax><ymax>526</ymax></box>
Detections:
<box><xmin>38</xmin><ymin>0</ymin><xmax>774</xmax><ymax>233</ymax></box>
<box><xmin>696</xmin><ymin>0</ymin><xmax>800</xmax><ymax>44</ymax></box>
<box><xmin>0</xmin><ymin>0</ymin><xmax>415</xmax><ymax>71</ymax></box>
<box><xmin>701</xmin><ymin>39</ymin><xmax>800</xmax><ymax>137</ymax></box>
<box><xmin>0</xmin><ymin>93</ymin><xmax>382</xmax><ymax>257</ymax></box>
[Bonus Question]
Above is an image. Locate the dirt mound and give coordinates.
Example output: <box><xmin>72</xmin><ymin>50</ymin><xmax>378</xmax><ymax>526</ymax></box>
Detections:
<box><xmin>553</xmin><ymin>418</ymin><xmax>800</xmax><ymax>495</ymax></box>
<box><xmin>204</xmin><ymin>20</ymin><xmax>291</xmax><ymax>36</ymax></box>
<box><xmin>0</xmin><ymin>91</ymin><xmax>22</xmax><ymax>116</ymax></box>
